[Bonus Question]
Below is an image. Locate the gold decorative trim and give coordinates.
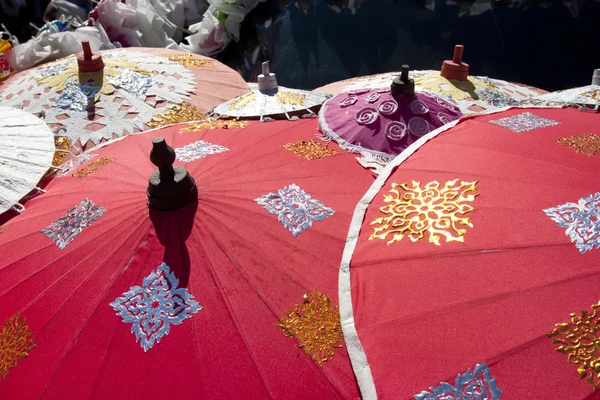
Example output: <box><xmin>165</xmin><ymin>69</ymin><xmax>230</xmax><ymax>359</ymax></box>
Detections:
<box><xmin>283</xmin><ymin>140</ymin><xmax>339</xmax><ymax>160</ymax></box>
<box><xmin>0</xmin><ymin>313</ymin><xmax>35</xmax><ymax>380</ymax></box>
<box><xmin>72</xmin><ymin>156</ymin><xmax>115</xmax><ymax>179</ymax></box>
<box><xmin>161</xmin><ymin>53</ymin><xmax>215</xmax><ymax>68</ymax></box>
<box><xmin>557</xmin><ymin>133</ymin><xmax>600</xmax><ymax>156</ymax></box>
<box><xmin>370</xmin><ymin>180</ymin><xmax>479</xmax><ymax>245</ymax></box>
<box><xmin>146</xmin><ymin>102</ymin><xmax>205</xmax><ymax>129</ymax></box>
<box><xmin>548</xmin><ymin>301</ymin><xmax>600</xmax><ymax>389</ymax></box>
<box><xmin>275</xmin><ymin>290</ymin><xmax>343</xmax><ymax>366</ymax></box>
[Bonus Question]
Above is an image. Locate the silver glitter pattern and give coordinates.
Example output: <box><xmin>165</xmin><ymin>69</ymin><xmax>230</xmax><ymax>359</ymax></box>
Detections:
<box><xmin>489</xmin><ymin>112</ymin><xmax>559</xmax><ymax>133</ymax></box>
<box><xmin>53</xmin><ymin>81</ymin><xmax>100</xmax><ymax>112</ymax></box>
<box><xmin>109</xmin><ymin>69</ymin><xmax>155</xmax><ymax>97</ymax></box>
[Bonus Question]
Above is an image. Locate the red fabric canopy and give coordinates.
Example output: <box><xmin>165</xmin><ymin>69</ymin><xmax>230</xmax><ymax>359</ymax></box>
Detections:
<box><xmin>0</xmin><ymin>118</ymin><xmax>373</xmax><ymax>399</ymax></box>
<box><xmin>340</xmin><ymin>107</ymin><xmax>600</xmax><ymax>399</ymax></box>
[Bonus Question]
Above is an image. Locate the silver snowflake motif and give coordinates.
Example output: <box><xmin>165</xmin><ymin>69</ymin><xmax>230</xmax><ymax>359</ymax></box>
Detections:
<box><xmin>109</xmin><ymin>69</ymin><xmax>155</xmax><ymax>97</ymax></box>
<box><xmin>255</xmin><ymin>184</ymin><xmax>335</xmax><ymax>237</ymax></box>
<box><xmin>544</xmin><ymin>192</ymin><xmax>600</xmax><ymax>254</ymax></box>
<box><xmin>110</xmin><ymin>262</ymin><xmax>202</xmax><ymax>351</ymax></box>
<box><xmin>40</xmin><ymin>63</ymin><xmax>66</xmax><ymax>77</ymax></box>
<box><xmin>175</xmin><ymin>140</ymin><xmax>229</xmax><ymax>162</ymax></box>
<box><xmin>489</xmin><ymin>112</ymin><xmax>559</xmax><ymax>133</ymax></box>
<box><xmin>41</xmin><ymin>198</ymin><xmax>105</xmax><ymax>249</ymax></box>
<box><xmin>53</xmin><ymin>81</ymin><xmax>100</xmax><ymax>112</ymax></box>
<box><xmin>414</xmin><ymin>362</ymin><xmax>502</xmax><ymax>400</ymax></box>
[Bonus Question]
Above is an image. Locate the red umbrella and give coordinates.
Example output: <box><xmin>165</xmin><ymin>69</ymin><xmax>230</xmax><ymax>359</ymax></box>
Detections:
<box><xmin>337</xmin><ymin>107</ymin><xmax>600</xmax><ymax>399</ymax></box>
<box><xmin>0</xmin><ymin>118</ymin><xmax>373</xmax><ymax>399</ymax></box>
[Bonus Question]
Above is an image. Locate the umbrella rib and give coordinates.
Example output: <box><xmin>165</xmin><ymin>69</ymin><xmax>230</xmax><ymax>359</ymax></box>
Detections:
<box><xmin>39</xmin><ymin>216</ymin><xmax>151</xmax><ymax>397</ymax></box>
<box><xmin>188</xmin><ymin>220</ymin><xmax>277</xmax><ymax>398</ymax></box>
<box><xmin>364</xmin><ymin>262</ymin><xmax>600</xmax><ymax>332</ymax></box>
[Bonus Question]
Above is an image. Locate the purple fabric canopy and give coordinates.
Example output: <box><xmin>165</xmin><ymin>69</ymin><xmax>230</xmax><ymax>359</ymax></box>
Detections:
<box><xmin>318</xmin><ymin>88</ymin><xmax>462</xmax><ymax>164</ymax></box>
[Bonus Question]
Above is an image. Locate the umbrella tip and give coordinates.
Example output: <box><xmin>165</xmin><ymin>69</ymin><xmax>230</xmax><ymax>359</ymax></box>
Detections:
<box><xmin>440</xmin><ymin>44</ymin><xmax>469</xmax><ymax>81</ymax></box>
<box><xmin>77</xmin><ymin>40</ymin><xmax>104</xmax><ymax>73</ymax></box>
<box><xmin>258</xmin><ymin>61</ymin><xmax>278</xmax><ymax>91</ymax></box>
<box><xmin>391</xmin><ymin>65</ymin><xmax>415</xmax><ymax>97</ymax></box>
<box><xmin>147</xmin><ymin>137</ymin><xmax>198</xmax><ymax>211</ymax></box>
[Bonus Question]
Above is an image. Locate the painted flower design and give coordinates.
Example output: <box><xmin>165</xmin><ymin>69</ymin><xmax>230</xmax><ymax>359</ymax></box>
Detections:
<box><xmin>436</xmin><ymin>96</ymin><xmax>460</xmax><ymax>113</ymax></box>
<box><xmin>175</xmin><ymin>140</ymin><xmax>229</xmax><ymax>162</ymax></box>
<box><xmin>437</xmin><ymin>112</ymin><xmax>453</xmax><ymax>125</ymax></box>
<box><xmin>410</xmin><ymin>99</ymin><xmax>430</xmax><ymax>115</ymax></box>
<box><xmin>340</xmin><ymin>95</ymin><xmax>358</xmax><ymax>108</ymax></box>
<box><xmin>376</xmin><ymin>87</ymin><xmax>391</xmax><ymax>93</ymax></box>
<box><xmin>365</xmin><ymin>93</ymin><xmax>380</xmax><ymax>103</ymax></box>
<box><xmin>348</xmin><ymin>88</ymin><xmax>370</xmax><ymax>95</ymax></box>
<box><xmin>378</xmin><ymin>100</ymin><xmax>398</xmax><ymax>116</ymax></box>
<box><xmin>255</xmin><ymin>184</ymin><xmax>335</xmax><ymax>237</ymax></box>
<box><xmin>408</xmin><ymin>117</ymin><xmax>431</xmax><ymax>137</ymax></box>
<box><xmin>110</xmin><ymin>262</ymin><xmax>202</xmax><ymax>351</ymax></box>
<box><xmin>385</xmin><ymin>121</ymin><xmax>408</xmax><ymax>142</ymax></box>
<box><xmin>356</xmin><ymin>107</ymin><xmax>379</xmax><ymax>126</ymax></box>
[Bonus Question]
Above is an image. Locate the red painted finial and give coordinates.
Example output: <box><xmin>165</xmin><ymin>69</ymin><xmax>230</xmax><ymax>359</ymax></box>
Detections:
<box><xmin>441</xmin><ymin>44</ymin><xmax>469</xmax><ymax>81</ymax></box>
<box><xmin>77</xmin><ymin>41</ymin><xmax>105</xmax><ymax>73</ymax></box>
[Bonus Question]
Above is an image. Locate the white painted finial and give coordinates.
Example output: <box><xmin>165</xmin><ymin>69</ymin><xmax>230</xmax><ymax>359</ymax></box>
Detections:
<box><xmin>257</xmin><ymin>61</ymin><xmax>278</xmax><ymax>91</ymax></box>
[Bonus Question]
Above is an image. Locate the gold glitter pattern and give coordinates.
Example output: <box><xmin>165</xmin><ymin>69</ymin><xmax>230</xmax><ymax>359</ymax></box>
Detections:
<box><xmin>37</xmin><ymin>58</ymin><xmax>149</xmax><ymax>103</ymax></box>
<box><xmin>275</xmin><ymin>91</ymin><xmax>306</xmax><ymax>106</ymax></box>
<box><xmin>557</xmin><ymin>133</ymin><xmax>600</xmax><ymax>156</ymax></box>
<box><xmin>72</xmin><ymin>156</ymin><xmax>115</xmax><ymax>179</ymax></box>
<box><xmin>283</xmin><ymin>140</ymin><xmax>339</xmax><ymax>160</ymax></box>
<box><xmin>161</xmin><ymin>53</ymin><xmax>215</xmax><ymax>68</ymax></box>
<box><xmin>370</xmin><ymin>180</ymin><xmax>479</xmax><ymax>245</ymax></box>
<box><xmin>179</xmin><ymin>119</ymin><xmax>247</xmax><ymax>132</ymax></box>
<box><xmin>275</xmin><ymin>290</ymin><xmax>343</xmax><ymax>366</ymax></box>
<box><xmin>548</xmin><ymin>301</ymin><xmax>600</xmax><ymax>389</ymax></box>
<box><xmin>581</xmin><ymin>90</ymin><xmax>600</xmax><ymax>102</ymax></box>
<box><xmin>414</xmin><ymin>73</ymin><xmax>493</xmax><ymax>100</ymax></box>
<box><xmin>228</xmin><ymin>92</ymin><xmax>257</xmax><ymax>111</ymax></box>
<box><xmin>146</xmin><ymin>102</ymin><xmax>205</xmax><ymax>128</ymax></box>
<box><xmin>53</xmin><ymin>136</ymin><xmax>71</xmax><ymax>166</ymax></box>
<box><xmin>0</xmin><ymin>313</ymin><xmax>35</xmax><ymax>380</ymax></box>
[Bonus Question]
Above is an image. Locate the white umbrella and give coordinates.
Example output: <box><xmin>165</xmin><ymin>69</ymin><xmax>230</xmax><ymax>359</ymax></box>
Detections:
<box><xmin>0</xmin><ymin>107</ymin><xmax>54</xmax><ymax>214</ymax></box>
<box><xmin>211</xmin><ymin>62</ymin><xmax>329</xmax><ymax>121</ymax></box>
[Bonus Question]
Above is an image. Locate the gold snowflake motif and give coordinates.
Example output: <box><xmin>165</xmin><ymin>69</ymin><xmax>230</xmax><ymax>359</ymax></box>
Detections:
<box><xmin>146</xmin><ymin>102</ymin><xmax>205</xmax><ymax>128</ymax></box>
<box><xmin>37</xmin><ymin>57</ymin><xmax>149</xmax><ymax>104</ymax></box>
<box><xmin>557</xmin><ymin>133</ymin><xmax>600</xmax><ymax>156</ymax></box>
<box><xmin>53</xmin><ymin>136</ymin><xmax>71</xmax><ymax>166</ymax></box>
<box><xmin>283</xmin><ymin>140</ymin><xmax>339</xmax><ymax>160</ymax></box>
<box><xmin>0</xmin><ymin>313</ymin><xmax>35</xmax><ymax>380</ymax></box>
<box><xmin>275</xmin><ymin>290</ymin><xmax>343</xmax><ymax>366</ymax></box>
<box><xmin>179</xmin><ymin>119</ymin><xmax>247</xmax><ymax>132</ymax></box>
<box><xmin>161</xmin><ymin>53</ymin><xmax>215</xmax><ymax>68</ymax></box>
<box><xmin>228</xmin><ymin>92</ymin><xmax>257</xmax><ymax>111</ymax></box>
<box><xmin>72</xmin><ymin>156</ymin><xmax>115</xmax><ymax>179</ymax></box>
<box><xmin>370</xmin><ymin>180</ymin><xmax>479</xmax><ymax>246</ymax></box>
<box><xmin>275</xmin><ymin>91</ymin><xmax>306</xmax><ymax>106</ymax></box>
<box><xmin>547</xmin><ymin>301</ymin><xmax>600</xmax><ymax>389</ymax></box>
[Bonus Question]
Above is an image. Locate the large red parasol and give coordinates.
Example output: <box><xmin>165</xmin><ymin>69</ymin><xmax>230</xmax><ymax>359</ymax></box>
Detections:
<box><xmin>0</xmin><ymin>118</ymin><xmax>373</xmax><ymax>399</ymax></box>
<box><xmin>338</xmin><ymin>107</ymin><xmax>600</xmax><ymax>399</ymax></box>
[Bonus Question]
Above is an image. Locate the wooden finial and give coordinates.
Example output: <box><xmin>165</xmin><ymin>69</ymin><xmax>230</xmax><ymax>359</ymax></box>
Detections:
<box><xmin>147</xmin><ymin>137</ymin><xmax>198</xmax><ymax>211</ymax></box>
<box><xmin>77</xmin><ymin>40</ymin><xmax>104</xmax><ymax>73</ymax></box>
<box><xmin>441</xmin><ymin>44</ymin><xmax>469</xmax><ymax>81</ymax></box>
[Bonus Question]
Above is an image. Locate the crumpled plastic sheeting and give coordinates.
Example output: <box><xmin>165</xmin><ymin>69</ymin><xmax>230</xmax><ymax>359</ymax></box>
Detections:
<box><xmin>91</xmin><ymin>0</ymin><xmax>183</xmax><ymax>48</ymax></box>
<box><xmin>43</xmin><ymin>0</ymin><xmax>92</xmax><ymax>25</ymax></box>
<box><xmin>180</xmin><ymin>0</ymin><xmax>266</xmax><ymax>57</ymax></box>
<box><xmin>5</xmin><ymin>27</ymin><xmax>115</xmax><ymax>72</ymax></box>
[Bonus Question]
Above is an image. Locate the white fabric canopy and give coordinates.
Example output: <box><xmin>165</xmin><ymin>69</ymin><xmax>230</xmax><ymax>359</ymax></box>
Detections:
<box><xmin>0</xmin><ymin>107</ymin><xmax>55</xmax><ymax>214</ymax></box>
